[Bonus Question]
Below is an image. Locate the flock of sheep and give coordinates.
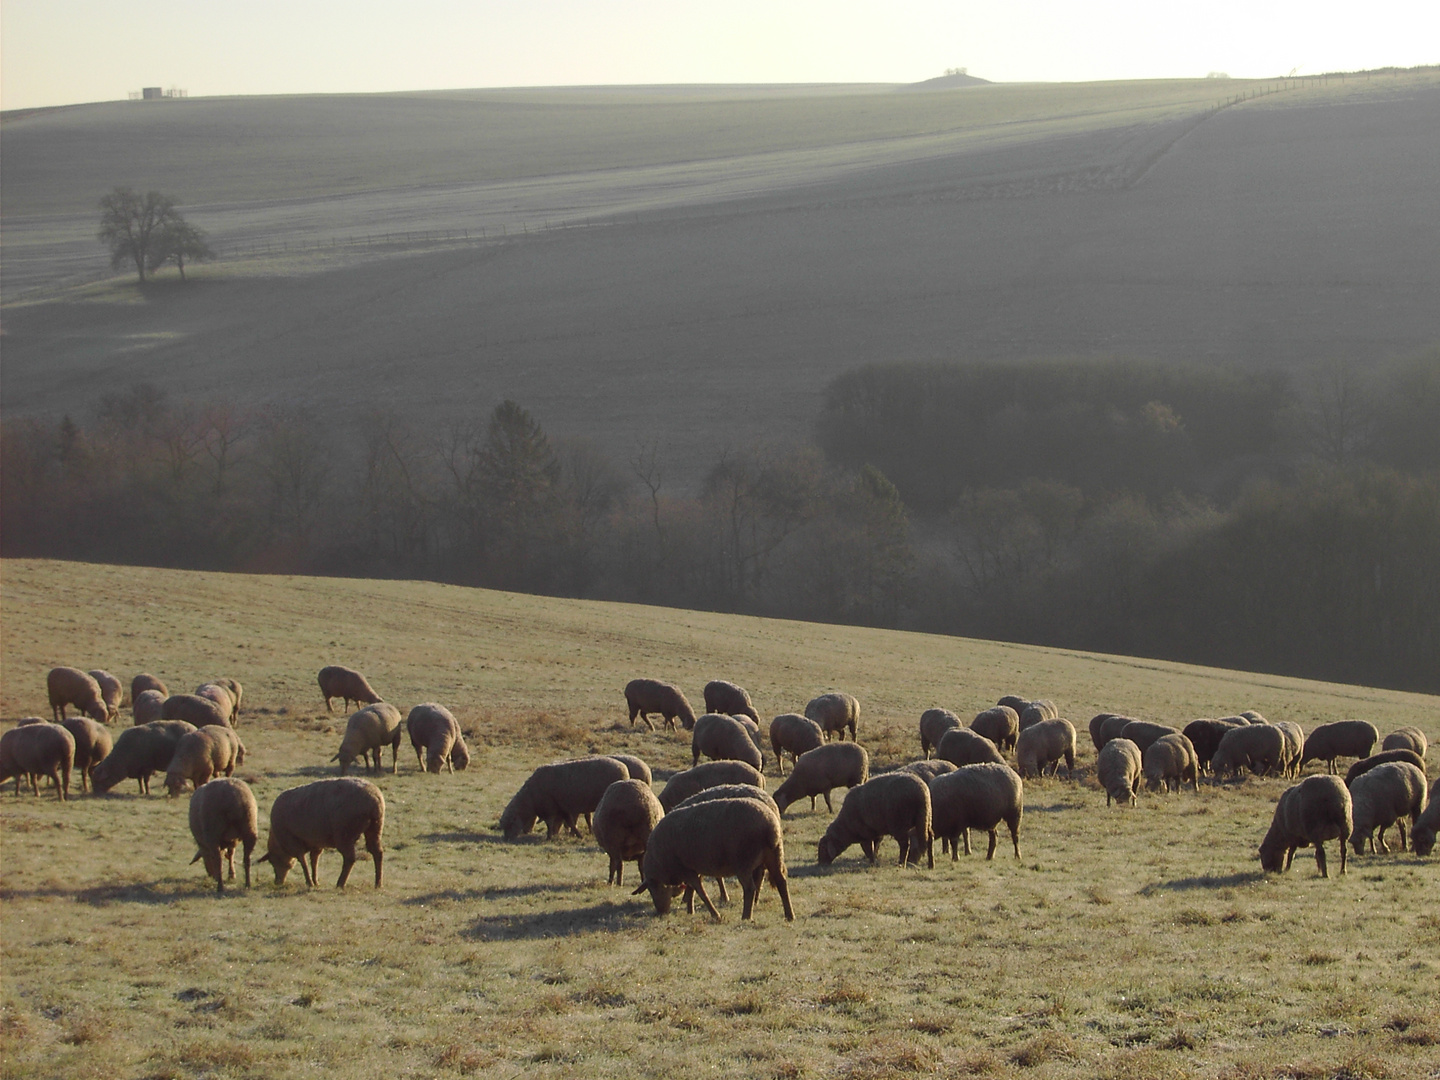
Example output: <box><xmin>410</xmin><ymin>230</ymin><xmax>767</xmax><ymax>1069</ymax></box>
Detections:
<box><xmin>3</xmin><ymin>666</ymin><xmax>1437</xmax><ymax>918</ymax></box>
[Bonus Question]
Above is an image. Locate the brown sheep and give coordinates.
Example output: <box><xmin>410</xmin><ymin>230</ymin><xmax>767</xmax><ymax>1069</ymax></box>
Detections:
<box><xmin>1088</xmin><ymin>713</ymin><xmax>1119</xmax><ymax>752</ymax></box>
<box><xmin>769</xmin><ymin>713</ymin><xmax>824</xmax><ymax>775</ymax></box>
<box><xmin>258</xmin><ymin>778</ymin><xmax>386</xmax><ymax>888</ymax></box>
<box><xmin>691</xmin><ymin>713</ymin><xmax>762</xmax><ymax>771</ymax></box>
<box><xmin>195</xmin><ymin>683</ymin><xmax>237</xmax><ymax>723</ymax></box>
<box><xmin>669</xmin><ymin>784</ymin><xmax>782</xmax><ymax>908</ymax></box>
<box><xmin>1412</xmin><ymin>778</ymin><xmax>1440</xmax><ymax>856</ymax></box>
<box><xmin>608</xmin><ymin>753</ymin><xmax>652</xmax><ymax>785</ymax></box>
<box><xmin>1300</xmin><ymin>721</ymin><xmax>1379</xmax><ymax>774</ymax></box>
<box><xmin>919</xmin><ymin>708</ymin><xmax>962</xmax><ymax>758</ymax></box>
<box><xmin>624</xmin><ymin>678</ymin><xmax>696</xmax><ymax>732</ymax></box>
<box><xmin>703</xmin><ymin>680</ymin><xmax>759</xmax><ymax>723</ymax></box>
<box><xmin>317</xmin><ymin>665</ymin><xmax>382</xmax><ymax>713</ymax></box>
<box><xmin>1118</xmin><ymin>720</ymin><xmax>1180</xmax><ymax>754</ymax></box>
<box><xmin>161</xmin><ymin>694</ymin><xmax>231</xmax><ymax>729</ymax></box>
<box><xmin>1382</xmin><ymin>727</ymin><xmax>1428</xmax><ymax>759</ymax></box>
<box><xmin>817</xmin><ymin>772</ymin><xmax>933</xmax><ymax>869</ymax></box>
<box><xmin>1273</xmin><ymin>721</ymin><xmax>1306</xmax><ymax>778</ymax></box>
<box><xmin>165</xmin><ymin>727</ymin><xmax>244</xmax><ymax>796</ymax></box>
<box><xmin>804</xmin><ymin>692</ymin><xmax>859</xmax><ymax>742</ymax></box>
<box><xmin>130</xmin><ymin>673</ymin><xmax>168</xmax><ymax>704</ymax></box>
<box><xmin>972</xmin><ymin>706</ymin><xmax>1019</xmax><ymax>751</ymax></box>
<box><xmin>1097</xmin><ymin>738</ymin><xmax>1143</xmax><ymax>806</ymax></box>
<box><xmin>1349</xmin><ymin>762</ymin><xmax>1428</xmax><ymax>854</ymax></box>
<box><xmin>1018</xmin><ymin>700</ymin><xmax>1058</xmax><ymax>731</ymax></box>
<box><xmin>928</xmin><ymin>762</ymin><xmax>1023</xmax><ymax>860</ymax></box>
<box><xmin>935</xmin><ymin>728</ymin><xmax>1005</xmax><ymax>768</ymax></box>
<box><xmin>592</xmin><ymin>778</ymin><xmax>664</xmax><ymax>886</ymax></box>
<box><xmin>499</xmin><ymin>756</ymin><xmax>630</xmax><ymax>839</ymax></box>
<box><xmin>1346</xmin><ymin>749</ymin><xmax>1426</xmax><ymax>788</ymax></box>
<box><xmin>997</xmin><ymin>695</ymin><xmax>1030</xmax><ymax>717</ymax></box>
<box><xmin>772</xmin><ymin>742</ymin><xmax>869</xmax><ymax>815</ymax></box>
<box><xmin>1015</xmin><ymin>718</ymin><xmax>1077</xmax><ymax>779</ymax></box>
<box><xmin>1143</xmin><ymin>733</ymin><xmax>1200</xmax><ymax>793</ymax></box>
<box><xmin>132</xmin><ymin>689</ymin><xmax>166</xmax><ymax>725</ymax></box>
<box><xmin>87</xmin><ymin>670</ymin><xmax>123</xmax><ymax>722</ymax></box>
<box><xmin>1183</xmin><ymin>718</ymin><xmax>1245</xmax><ymax>774</ymax></box>
<box><xmin>1212</xmin><ymin>724</ymin><xmax>1285</xmax><ymax>780</ymax></box>
<box><xmin>213</xmin><ymin>678</ymin><xmax>244</xmax><ymax>722</ymax></box>
<box><xmin>657</xmin><ymin>760</ymin><xmax>766</xmax><ymax>812</ymax></box>
<box><xmin>1099</xmin><ymin>714</ymin><xmax>1140</xmax><ymax>746</ymax></box>
<box><xmin>90</xmin><ymin>720</ymin><xmax>197</xmax><ymax>794</ymax></box>
<box><xmin>1260</xmin><ymin>775</ymin><xmax>1352</xmax><ymax>878</ymax></box>
<box><xmin>188</xmin><ymin>777</ymin><xmax>259</xmax><ymax>894</ymax></box>
<box><xmin>895</xmin><ymin>759</ymin><xmax>957</xmax><ymax>784</ymax></box>
<box><xmin>333</xmin><ymin>702</ymin><xmax>404</xmax><ymax>775</ymax></box>
<box><xmin>0</xmin><ymin>723</ymin><xmax>75</xmax><ymax>800</ymax></box>
<box><xmin>46</xmin><ymin>667</ymin><xmax>108</xmax><ymax>724</ymax></box>
<box><xmin>406</xmin><ymin>703</ymin><xmax>467</xmax><ymax>774</ymax></box>
<box><xmin>59</xmin><ymin>716</ymin><xmax>112</xmax><ymax>793</ymax></box>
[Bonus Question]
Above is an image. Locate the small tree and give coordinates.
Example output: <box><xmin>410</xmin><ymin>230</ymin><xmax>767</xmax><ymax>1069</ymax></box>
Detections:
<box><xmin>148</xmin><ymin>219</ymin><xmax>213</xmax><ymax>281</ymax></box>
<box><xmin>98</xmin><ymin>187</ymin><xmax>201</xmax><ymax>283</ymax></box>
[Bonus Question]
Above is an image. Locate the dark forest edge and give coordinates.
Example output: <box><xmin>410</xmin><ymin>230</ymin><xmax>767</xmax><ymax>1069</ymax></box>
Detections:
<box><xmin>3</xmin><ymin>353</ymin><xmax>1437</xmax><ymax>693</ymax></box>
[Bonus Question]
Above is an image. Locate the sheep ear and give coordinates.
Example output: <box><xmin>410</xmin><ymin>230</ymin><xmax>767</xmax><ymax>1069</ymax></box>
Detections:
<box><xmin>190</xmin><ymin>851</ymin><xmax>202</xmax><ymax>865</ymax></box>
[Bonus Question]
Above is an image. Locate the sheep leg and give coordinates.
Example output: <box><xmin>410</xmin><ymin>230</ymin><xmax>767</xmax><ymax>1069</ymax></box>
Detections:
<box><xmin>740</xmin><ymin>877</ymin><xmax>758</xmax><ymax>920</ymax></box>
<box><xmin>986</xmin><ymin>830</ymin><xmax>998</xmax><ymax>861</ymax></box>
<box><xmin>608</xmin><ymin>854</ymin><xmax>622</xmax><ymax>885</ymax></box>
<box><xmin>79</xmin><ymin>768</ymin><xmax>89</xmax><ymax>794</ymax></box>
<box><xmin>1399</xmin><ymin>821</ymin><xmax>1408</xmax><ymax>851</ymax></box>
<box><xmin>390</xmin><ymin>740</ymin><xmax>399</xmax><ymax>774</ymax></box>
<box><xmin>308</xmin><ymin>850</ymin><xmax>321</xmax><ymax>886</ymax></box>
<box><xmin>297</xmin><ymin>852</ymin><xmax>315</xmax><ymax>887</ymax></box>
<box><xmin>688</xmin><ymin>877</ymin><xmax>722</xmax><ymax>921</ymax></box>
<box><xmin>823</xmin><ymin>791</ymin><xmax>834</xmax><ymax>813</ymax></box>
<box><xmin>565</xmin><ymin>815</ymin><xmax>582</xmax><ymax>838</ymax></box>
<box><xmin>1337</xmin><ymin>837</ymin><xmax>1346</xmax><ymax>876</ymax></box>
<box><xmin>584</xmin><ymin>813</ymin><xmax>593</xmax><ymax>832</ymax></box>
<box><xmin>243</xmin><ymin>840</ymin><xmax>253</xmax><ymax>888</ymax></box>
<box><xmin>860</xmin><ymin>838</ymin><xmax>876</xmax><ymax>863</ymax></box>
<box><xmin>896</xmin><ymin>834</ymin><xmax>911</xmax><ymax>867</ymax></box>
<box><xmin>716</xmin><ymin>877</ymin><xmax>729</xmax><ymax>902</ymax></box>
<box><xmin>683</xmin><ymin>887</ymin><xmax>695</xmax><ymax>914</ymax></box>
<box><xmin>367</xmin><ymin>833</ymin><xmax>384</xmax><ymax>888</ymax></box>
<box><xmin>28</xmin><ymin>773</ymin><xmax>40</xmax><ymax>797</ymax></box>
<box><xmin>1315</xmin><ymin>841</ymin><xmax>1329</xmax><ymax>878</ymax></box>
<box><xmin>335</xmin><ymin>842</ymin><xmax>357</xmax><ymax>888</ymax></box>
<box><xmin>225</xmin><ymin>842</ymin><xmax>236</xmax><ymax>880</ymax></box>
<box><xmin>809</xmin><ymin>795</ymin><xmax>817</xmax><ymax>811</ymax></box>
<box><xmin>1376</xmin><ymin>826</ymin><xmax>1390</xmax><ymax>854</ymax></box>
<box><xmin>962</xmin><ymin>829</ymin><xmax>972</xmax><ymax>857</ymax></box>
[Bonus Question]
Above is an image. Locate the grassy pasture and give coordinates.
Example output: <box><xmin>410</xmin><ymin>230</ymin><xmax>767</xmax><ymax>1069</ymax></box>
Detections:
<box><xmin>1</xmin><ymin>558</ymin><xmax>1437</xmax><ymax>1079</ymax></box>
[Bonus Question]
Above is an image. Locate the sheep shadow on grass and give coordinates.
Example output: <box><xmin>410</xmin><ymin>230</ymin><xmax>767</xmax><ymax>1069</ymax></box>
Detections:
<box><xmin>1</xmin><ymin>881</ymin><xmax>191</xmax><ymax>906</ymax></box>
<box><xmin>464</xmin><ymin>899</ymin><xmax>649</xmax><ymax>941</ymax></box>
<box><xmin>404</xmin><ymin>882</ymin><xmax>593</xmax><ymax>906</ymax></box>
<box><xmin>1138</xmin><ymin>871</ymin><xmax>1265</xmax><ymax>895</ymax></box>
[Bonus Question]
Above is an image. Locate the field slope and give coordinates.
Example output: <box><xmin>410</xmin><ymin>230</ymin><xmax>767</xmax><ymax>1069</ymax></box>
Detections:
<box><xmin>1</xmin><ymin>559</ymin><xmax>1437</xmax><ymax>1079</ymax></box>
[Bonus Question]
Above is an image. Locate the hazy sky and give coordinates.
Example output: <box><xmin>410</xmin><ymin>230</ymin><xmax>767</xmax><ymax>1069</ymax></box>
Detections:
<box><xmin>3</xmin><ymin>0</ymin><xmax>1436</xmax><ymax>110</ymax></box>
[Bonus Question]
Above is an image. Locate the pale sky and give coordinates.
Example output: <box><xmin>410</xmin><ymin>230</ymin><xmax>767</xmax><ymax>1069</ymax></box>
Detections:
<box><xmin>2</xmin><ymin>0</ymin><xmax>1436</xmax><ymax>110</ymax></box>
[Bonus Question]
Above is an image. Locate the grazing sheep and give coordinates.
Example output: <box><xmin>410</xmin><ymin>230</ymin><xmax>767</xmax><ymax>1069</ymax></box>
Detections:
<box><xmin>817</xmin><ymin>772</ymin><xmax>933</xmax><ymax>869</ymax></box>
<box><xmin>608</xmin><ymin>753</ymin><xmax>652</xmax><ymax>786</ymax></box>
<box><xmin>1239</xmin><ymin>711</ymin><xmax>1267</xmax><ymax>725</ymax></box>
<box><xmin>973</xmin><ymin>706</ymin><xmax>1020</xmax><ymax>752</ymax></box>
<box><xmin>1212</xmin><ymin>724</ymin><xmax>1285</xmax><ymax>780</ymax></box>
<box><xmin>1088</xmin><ymin>713</ymin><xmax>1119</xmax><ymax>752</ymax></box>
<box><xmin>632</xmin><ymin>796</ymin><xmax>795</xmax><ymax>921</ymax></box>
<box><xmin>87</xmin><ymin>670</ymin><xmax>122</xmax><ymax>722</ymax></box>
<box><xmin>1382</xmin><ymin>727</ymin><xmax>1428</xmax><ymax>759</ymax></box>
<box><xmin>592</xmin><ymin>779</ymin><xmax>665</xmax><ymax>886</ymax></box>
<box><xmin>1346</xmin><ymin>749</ymin><xmax>1426</xmax><ymax>788</ymax></box>
<box><xmin>317</xmin><ymin>665</ymin><xmax>382</xmax><ymax>713</ymax></box>
<box><xmin>1118</xmin><ymin>720</ymin><xmax>1180</xmax><ymax>754</ymax></box>
<box><xmin>919</xmin><ymin>709</ymin><xmax>962</xmax><ymax>757</ymax></box>
<box><xmin>59</xmin><ymin>716</ymin><xmax>112</xmax><ymax>793</ymax></box>
<box><xmin>188</xmin><ymin>777</ymin><xmax>259</xmax><ymax>894</ymax></box>
<box><xmin>161</xmin><ymin>693</ymin><xmax>231</xmax><ymax>729</ymax></box>
<box><xmin>258</xmin><ymin>778</ymin><xmax>385</xmax><ymax>888</ymax></box>
<box><xmin>333</xmin><ymin>702</ymin><xmax>403</xmax><ymax>775</ymax></box>
<box><xmin>703</xmin><ymin>680</ymin><xmax>759</xmax><ymax>723</ymax></box>
<box><xmin>1301</xmin><ymin>721</ymin><xmax>1379</xmax><ymax>774</ymax></box>
<box><xmin>1412</xmin><ymin>779</ymin><xmax>1440</xmax><ymax>856</ymax></box>
<box><xmin>165</xmin><ymin>727</ymin><xmax>244</xmax><ymax>796</ymax></box>
<box><xmin>935</xmin><ymin>728</ymin><xmax>1005</xmax><ymax>768</ymax></box>
<box><xmin>132</xmin><ymin>689</ymin><xmax>166</xmax><ymax>725</ymax></box>
<box><xmin>928</xmin><ymin>762</ymin><xmax>1023</xmax><ymax>860</ymax></box>
<box><xmin>1099</xmin><ymin>714</ymin><xmax>1140</xmax><ymax>746</ymax></box>
<box><xmin>732</xmin><ymin>715</ymin><xmax>767</xmax><ymax>767</ymax></box>
<box><xmin>406</xmin><ymin>703</ymin><xmax>466</xmax><ymax>774</ymax></box>
<box><xmin>1260</xmin><ymin>775</ymin><xmax>1353</xmax><ymax>878</ymax></box>
<box><xmin>691</xmin><ymin>713</ymin><xmax>763</xmax><ymax>771</ymax></box>
<box><xmin>772</xmin><ymin>742</ymin><xmax>869</xmax><ymax>815</ymax></box>
<box><xmin>997</xmin><ymin>695</ymin><xmax>1030</xmax><ymax>717</ymax></box>
<box><xmin>0</xmin><ymin>723</ymin><xmax>75</xmax><ymax>800</ymax></box>
<box><xmin>896</xmin><ymin>759</ymin><xmax>957</xmax><ymax>784</ymax></box>
<box><xmin>130</xmin><ymin>673</ymin><xmax>168</xmax><ymax>704</ymax></box>
<box><xmin>657</xmin><ymin>761</ymin><xmax>766</xmax><ymax>812</ymax></box>
<box><xmin>1143</xmin><ymin>733</ymin><xmax>1200</xmax><ymax>794</ymax></box>
<box><xmin>671</xmin><ymin>783</ymin><xmax>784</xmax><ymax>906</ymax></box>
<box><xmin>214</xmin><ymin>678</ymin><xmax>244</xmax><ymax>722</ymax></box>
<box><xmin>769</xmin><ymin>713</ymin><xmax>825</xmax><ymax>775</ymax></box>
<box><xmin>1015</xmin><ymin>718</ymin><xmax>1077</xmax><ymax>779</ymax></box>
<box><xmin>500</xmin><ymin>756</ymin><xmax>630</xmax><ymax>838</ymax></box>
<box><xmin>195</xmin><ymin>683</ymin><xmax>237</xmax><ymax>723</ymax></box>
<box><xmin>1097</xmin><ymin>738</ymin><xmax>1143</xmax><ymax>807</ymax></box>
<box><xmin>1183</xmin><ymin>718</ymin><xmax>1245</xmax><ymax>774</ymax></box>
<box><xmin>90</xmin><ymin>720</ymin><xmax>197</xmax><ymax>794</ymax></box>
<box><xmin>1273</xmin><ymin>721</ymin><xmax>1305</xmax><ymax>778</ymax></box>
<box><xmin>804</xmin><ymin>692</ymin><xmax>859</xmax><ymax>742</ymax></box>
<box><xmin>1018</xmin><ymin>700</ymin><xmax>1058</xmax><ymax>731</ymax></box>
<box><xmin>1349</xmin><ymin>762</ymin><xmax>1428</xmax><ymax>854</ymax></box>
<box><xmin>624</xmin><ymin>678</ymin><xmax>697</xmax><ymax>732</ymax></box>
<box><xmin>46</xmin><ymin>667</ymin><xmax>108</xmax><ymax>724</ymax></box>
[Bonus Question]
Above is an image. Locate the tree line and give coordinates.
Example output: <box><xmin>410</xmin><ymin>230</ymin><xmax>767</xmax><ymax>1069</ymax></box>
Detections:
<box><xmin>3</xmin><ymin>352</ymin><xmax>1436</xmax><ymax>693</ymax></box>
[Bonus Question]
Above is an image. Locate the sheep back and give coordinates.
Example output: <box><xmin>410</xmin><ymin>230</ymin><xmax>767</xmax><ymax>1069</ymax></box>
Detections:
<box><xmin>1382</xmin><ymin>727</ymin><xmax>1428</xmax><ymax>759</ymax></box>
<box><xmin>1301</xmin><ymin>721</ymin><xmax>1379</xmax><ymax>773</ymax></box>
<box><xmin>936</xmin><ymin>727</ymin><xmax>1004</xmax><ymax>768</ymax></box>
<box><xmin>703</xmin><ymin>680</ymin><xmax>758</xmax><ymax>722</ymax></box>
<box><xmin>1349</xmin><ymin>762</ymin><xmax>1428</xmax><ymax>854</ymax></box>
<box><xmin>317</xmin><ymin>665</ymin><xmax>382</xmax><ymax>712</ymax></box>
<box><xmin>673</xmin><ymin>782</ymin><xmax>779</xmax><ymax>817</ymax></box>
<box><xmin>0</xmin><ymin>724</ymin><xmax>75</xmax><ymax>800</ymax></box>
<box><xmin>973</xmin><ymin>706</ymin><xmax>1020</xmax><ymax>752</ymax></box>
<box><xmin>770</xmin><ymin>713</ymin><xmax>825</xmax><ymax>774</ymax></box>
<box><xmin>608</xmin><ymin>753</ymin><xmax>652</xmax><ymax>786</ymax></box>
<box><xmin>189</xmin><ymin>777</ymin><xmax>259</xmax><ymax>893</ymax></box>
<box><xmin>335</xmin><ymin>702</ymin><xmax>404</xmax><ymax>775</ymax></box>
<box><xmin>624</xmin><ymin>678</ymin><xmax>696</xmax><ymax>731</ymax></box>
<box><xmin>817</xmin><ymin>772</ymin><xmax>932</xmax><ymax>868</ymax></box>
<box><xmin>406</xmin><ymin>703</ymin><xmax>463</xmax><ymax>773</ymax></box>
<box><xmin>1088</xmin><ymin>713</ymin><xmax>1119</xmax><ymax>752</ymax></box>
<box><xmin>87</xmin><ymin>670</ymin><xmax>123</xmax><ymax>722</ymax></box>
<box><xmin>165</xmin><ymin>727</ymin><xmax>237</xmax><ymax>796</ymax></box>
<box><xmin>1018</xmin><ymin>700</ymin><xmax>1058</xmax><ymax>730</ymax></box>
<box><xmin>499</xmin><ymin>755</ymin><xmax>630</xmax><ymax>839</ymax></box>
<box><xmin>773</xmin><ymin>742</ymin><xmax>869</xmax><ymax>814</ymax></box>
<box><xmin>132</xmin><ymin>689</ymin><xmax>166</xmax><ymax>725</ymax></box>
<box><xmin>130</xmin><ymin>673</ymin><xmax>168</xmax><ymax>704</ymax></box>
<box><xmin>1099</xmin><ymin>714</ymin><xmax>1139</xmax><ymax>746</ymax></box>
<box><xmin>895</xmin><ymin>759</ymin><xmax>957</xmax><ymax>784</ymax></box>
<box><xmin>928</xmin><ymin>762</ymin><xmax>1023</xmax><ymax>860</ymax></box>
<box><xmin>804</xmin><ymin>692</ymin><xmax>859</xmax><ymax>742</ymax></box>
<box><xmin>1273</xmin><ymin>721</ymin><xmax>1306</xmax><ymax>777</ymax></box>
<box><xmin>46</xmin><ymin>667</ymin><xmax>108</xmax><ymax>724</ymax></box>
<box><xmin>1097</xmin><ymin>738</ymin><xmax>1143</xmax><ymax>806</ymax></box>
<box><xmin>161</xmin><ymin>694</ymin><xmax>231</xmax><ymax>729</ymax></box>
<box><xmin>1346</xmin><ymin>749</ymin><xmax>1426</xmax><ymax>787</ymax></box>
<box><xmin>1260</xmin><ymin>775</ymin><xmax>1353</xmax><ymax>878</ymax></box>
<box><xmin>1183</xmin><ymin>718</ymin><xmax>1244</xmax><ymax>772</ymax></box>
<box><xmin>59</xmin><ymin>716</ymin><xmax>112</xmax><ymax>792</ymax></box>
<box><xmin>1015</xmin><ymin>718</ymin><xmax>1077</xmax><ymax>779</ymax></box>
<box><xmin>1118</xmin><ymin>720</ymin><xmax>1180</xmax><ymax>753</ymax></box>
<box><xmin>658</xmin><ymin>760</ymin><xmax>766</xmax><ymax>812</ymax></box>
<box><xmin>919</xmin><ymin>709</ymin><xmax>962</xmax><ymax>757</ymax></box>
<box><xmin>259</xmin><ymin>777</ymin><xmax>386</xmax><ymax>887</ymax></box>
<box><xmin>1143</xmin><ymin>733</ymin><xmax>1200</xmax><ymax>794</ymax></box>
<box><xmin>90</xmin><ymin>720</ymin><xmax>197</xmax><ymax>794</ymax></box>
<box><xmin>1212</xmin><ymin>724</ymin><xmax>1285</xmax><ymax>780</ymax></box>
<box><xmin>592</xmin><ymin>778</ymin><xmax>665</xmax><ymax>885</ymax></box>
<box><xmin>691</xmin><ymin>713</ymin><xmax>762</xmax><ymax>771</ymax></box>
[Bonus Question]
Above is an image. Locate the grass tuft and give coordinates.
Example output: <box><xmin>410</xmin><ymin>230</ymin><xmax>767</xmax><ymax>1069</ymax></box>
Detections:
<box><xmin>1009</xmin><ymin>1031</ymin><xmax>1075</xmax><ymax>1068</ymax></box>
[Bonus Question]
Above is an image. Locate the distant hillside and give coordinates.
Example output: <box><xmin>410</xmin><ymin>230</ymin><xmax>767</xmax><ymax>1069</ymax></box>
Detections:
<box><xmin>903</xmin><ymin>72</ymin><xmax>992</xmax><ymax>90</ymax></box>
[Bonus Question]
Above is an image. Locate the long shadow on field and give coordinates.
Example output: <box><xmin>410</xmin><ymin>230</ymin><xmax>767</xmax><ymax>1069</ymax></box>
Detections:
<box><xmin>418</xmin><ymin>830</ymin><xmax>581</xmax><ymax>847</ymax></box>
<box><xmin>464</xmin><ymin>899</ymin><xmax>648</xmax><ymax>940</ymax></box>
<box><xmin>0</xmin><ymin>881</ymin><xmax>187</xmax><ymax>906</ymax></box>
<box><xmin>404</xmin><ymin>882</ymin><xmax>593</xmax><ymax>906</ymax></box>
<box><xmin>1138</xmin><ymin>871</ymin><xmax>1265</xmax><ymax>895</ymax></box>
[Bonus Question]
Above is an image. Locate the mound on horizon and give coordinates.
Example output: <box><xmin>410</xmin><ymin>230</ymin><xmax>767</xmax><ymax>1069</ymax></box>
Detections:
<box><xmin>903</xmin><ymin>72</ymin><xmax>992</xmax><ymax>90</ymax></box>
